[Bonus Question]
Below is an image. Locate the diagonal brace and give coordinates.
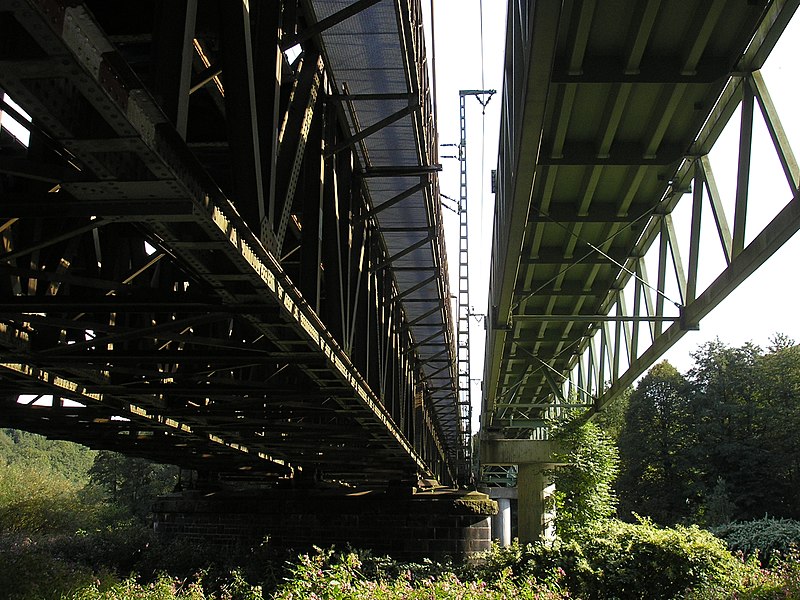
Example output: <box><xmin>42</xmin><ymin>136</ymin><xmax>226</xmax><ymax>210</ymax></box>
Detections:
<box><xmin>371</xmin><ymin>234</ymin><xmax>432</xmax><ymax>272</ymax></box>
<box><xmin>281</xmin><ymin>0</ymin><xmax>383</xmax><ymax>50</ymax></box>
<box><xmin>392</xmin><ymin>274</ymin><xmax>438</xmax><ymax>302</ymax></box>
<box><xmin>357</xmin><ymin>181</ymin><xmax>428</xmax><ymax>223</ymax></box>
<box><xmin>326</xmin><ymin>104</ymin><xmax>416</xmax><ymax>157</ymax></box>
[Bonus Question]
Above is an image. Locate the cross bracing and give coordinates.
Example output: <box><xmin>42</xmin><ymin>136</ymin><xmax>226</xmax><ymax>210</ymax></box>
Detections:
<box><xmin>483</xmin><ymin>0</ymin><xmax>800</xmax><ymax>454</ymax></box>
<box><xmin>0</xmin><ymin>0</ymin><xmax>466</xmax><ymax>486</ymax></box>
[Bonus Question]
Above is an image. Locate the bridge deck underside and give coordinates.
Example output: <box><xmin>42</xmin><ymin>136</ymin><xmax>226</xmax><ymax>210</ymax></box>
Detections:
<box><xmin>307</xmin><ymin>0</ymin><xmax>462</xmax><ymax>456</ymax></box>
<box><xmin>0</xmin><ymin>0</ymin><xmax>462</xmax><ymax>485</ymax></box>
<box><xmin>484</xmin><ymin>0</ymin><xmax>796</xmax><ymax>435</ymax></box>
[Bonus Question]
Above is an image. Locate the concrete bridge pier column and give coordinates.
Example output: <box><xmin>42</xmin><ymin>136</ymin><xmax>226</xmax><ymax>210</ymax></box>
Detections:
<box><xmin>487</xmin><ymin>487</ymin><xmax>515</xmax><ymax>546</ymax></box>
<box><xmin>495</xmin><ymin>498</ymin><xmax>511</xmax><ymax>545</ymax></box>
<box><xmin>482</xmin><ymin>439</ymin><xmax>561</xmax><ymax>544</ymax></box>
<box><xmin>518</xmin><ymin>464</ymin><xmax>547</xmax><ymax>543</ymax></box>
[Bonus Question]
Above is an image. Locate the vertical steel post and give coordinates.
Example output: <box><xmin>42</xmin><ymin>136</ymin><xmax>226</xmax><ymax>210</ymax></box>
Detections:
<box><xmin>733</xmin><ymin>76</ymin><xmax>754</xmax><ymax>258</ymax></box>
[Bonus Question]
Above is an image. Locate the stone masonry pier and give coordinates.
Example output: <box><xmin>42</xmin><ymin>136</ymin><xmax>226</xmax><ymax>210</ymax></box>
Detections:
<box><xmin>153</xmin><ymin>488</ymin><xmax>496</xmax><ymax>562</ymax></box>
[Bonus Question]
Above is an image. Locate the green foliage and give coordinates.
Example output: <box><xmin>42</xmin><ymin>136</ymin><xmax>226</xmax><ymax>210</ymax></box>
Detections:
<box><xmin>577</xmin><ymin>517</ymin><xmax>744</xmax><ymax>599</ymax></box>
<box><xmin>548</xmin><ymin>420</ymin><xmax>619</xmax><ymax>540</ymax></box>
<box><xmin>271</xmin><ymin>546</ymin><xmax>567</xmax><ymax>599</ymax></box>
<box><xmin>0</xmin><ymin>459</ymin><xmax>103</xmax><ymax>534</ymax></box>
<box><xmin>5</xmin><ymin>529</ymin><xmax>800</xmax><ymax>599</ymax></box>
<box><xmin>690</xmin><ymin>341</ymin><xmax>774</xmax><ymax>520</ymax></box>
<box><xmin>470</xmin><ymin>538</ymin><xmax>589</xmax><ymax>593</ymax></box>
<box><xmin>689</xmin><ymin>337</ymin><xmax>800</xmax><ymax>521</ymax></box>
<box><xmin>617</xmin><ymin>337</ymin><xmax>800</xmax><ymax>525</ymax></box>
<box><xmin>473</xmin><ymin>519</ymin><xmax>745</xmax><ymax>599</ymax></box>
<box><xmin>65</xmin><ymin>574</ymin><xmax>209</xmax><ymax>600</ymax></box>
<box><xmin>704</xmin><ymin>477</ymin><xmax>736</xmax><ymax>527</ymax></box>
<box><xmin>88</xmin><ymin>451</ymin><xmax>178</xmax><ymax>520</ymax></box>
<box><xmin>616</xmin><ymin>361</ymin><xmax>698</xmax><ymax>524</ymax></box>
<box><xmin>594</xmin><ymin>387</ymin><xmax>630</xmax><ymax>442</ymax></box>
<box><xmin>685</xmin><ymin>551</ymin><xmax>800</xmax><ymax>600</ymax></box>
<box><xmin>0</xmin><ymin>428</ymin><xmax>96</xmax><ymax>484</ymax></box>
<box><xmin>0</xmin><ymin>533</ymin><xmax>94</xmax><ymax>600</ymax></box>
<box><xmin>713</xmin><ymin>517</ymin><xmax>800</xmax><ymax>562</ymax></box>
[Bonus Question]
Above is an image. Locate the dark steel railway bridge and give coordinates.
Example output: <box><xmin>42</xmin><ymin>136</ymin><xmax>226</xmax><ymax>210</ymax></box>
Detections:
<box><xmin>1</xmin><ymin>0</ymin><xmax>799</xmax><ymax>544</ymax></box>
<box><xmin>0</xmin><ymin>0</ymin><xmax>464</xmax><ymax>487</ymax></box>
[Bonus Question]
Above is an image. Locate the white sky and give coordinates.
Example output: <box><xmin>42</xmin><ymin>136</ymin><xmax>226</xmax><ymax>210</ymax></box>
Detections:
<box><xmin>426</xmin><ymin>0</ymin><xmax>800</xmax><ymax>428</ymax></box>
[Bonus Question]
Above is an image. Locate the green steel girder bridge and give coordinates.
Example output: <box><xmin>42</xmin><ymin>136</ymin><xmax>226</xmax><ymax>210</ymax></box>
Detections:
<box><xmin>0</xmin><ymin>0</ymin><xmax>798</xmax><ymax>501</ymax></box>
<box><xmin>481</xmin><ymin>0</ymin><xmax>800</xmax><ymax>539</ymax></box>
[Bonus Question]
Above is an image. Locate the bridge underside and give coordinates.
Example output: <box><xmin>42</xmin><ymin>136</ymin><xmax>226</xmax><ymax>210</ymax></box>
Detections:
<box><xmin>483</xmin><ymin>0</ymin><xmax>800</xmax><ymax>466</ymax></box>
<box><xmin>0</xmin><ymin>0</ymin><xmax>466</xmax><ymax>486</ymax></box>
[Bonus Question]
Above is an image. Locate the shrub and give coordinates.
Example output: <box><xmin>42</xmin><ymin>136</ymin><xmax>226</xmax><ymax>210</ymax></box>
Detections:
<box><xmin>270</xmin><ymin>546</ymin><xmax>569</xmax><ymax>599</ymax></box>
<box><xmin>65</xmin><ymin>574</ymin><xmax>210</xmax><ymax>600</ymax></box>
<box><xmin>548</xmin><ymin>420</ymin><xmax>620</xmax><ymax>540</ymax></box>
<box><xmin>0</xmin><ymin>538</ymin><xmax>99</xmax><ymax>600</ymax></box>
<box><xmin>0</xmin><ymin>460</ymin><xmax>101</xmax><ymax>534</ymax></box>
<box><xmin>713</xmin><ymin>517</ymin><xmax>800</xmax><ymax>562</ymax></box>
<box><xmin>576</xmin><ymin>518</ymin><xmax>745</xmax><ymax>598</ymax></box>
<box><xmin>470</xmin><ymin>538</ymin><xmax>590</xmax><ymax>593</ymax></box>
<box><xmin>472</xmin><ymin>518</ymin><xmax>748</xmax><ymax>599</ymax></box>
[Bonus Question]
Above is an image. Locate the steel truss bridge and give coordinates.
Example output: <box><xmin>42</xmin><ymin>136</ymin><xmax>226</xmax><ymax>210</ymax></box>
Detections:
<box><xmin>482</xmin><ymin>0</ymin><xmax>800</xmax><ymax>487</ymax></box>
<box><xmin>2</xmin><ymin>0</ymin><xmax>799</xmax><ymax>495</ymax></box>
<box><xmin>0</xmin><ymin>0</ymin><xmax>469</xmax><ymax>486</ymax></box>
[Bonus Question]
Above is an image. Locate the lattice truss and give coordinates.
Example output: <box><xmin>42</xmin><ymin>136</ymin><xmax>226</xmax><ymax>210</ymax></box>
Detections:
<box><xmin>482</xmin><ymin>0</ymin><xmax>800</xmax><ymax>443</ymax></box>
<box><xmin>0</xmin><ymin>0</ymin><xmax>465</xmax><ymax>486</ymax></box>
<box><xmin>500</xmin><ymin>72</ymin><xmax>799</xmax><ymax>434</ymax></box>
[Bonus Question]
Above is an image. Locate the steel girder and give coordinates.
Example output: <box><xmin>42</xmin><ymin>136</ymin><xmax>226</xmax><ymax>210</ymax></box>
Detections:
<box><xmin>0</xmin><ymin>0</ymin><xmax>462</xmax><ymax>486</ymax></box>
<box><xmin>482</xmin><ymin>0</ymin><xmax>800</xmax><ymax>453</ymax></box>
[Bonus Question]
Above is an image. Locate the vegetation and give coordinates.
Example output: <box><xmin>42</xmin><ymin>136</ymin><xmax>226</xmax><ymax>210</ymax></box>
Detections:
<box><xmin>3</xmin><ymin>335</ymin><xmax>800</xmax><ymax>598</ymax></box>
<box><xmin>548</xmin><ymin>420</ymin><xmax>619</xmax><ymax>540</ymax></box>
<box><xmin>713</xmin><ymin>517</ymin><xmax>800</xmax><ymax>563</ymax></box>
<box><xmin>4</xmin><ymin>536</ymin><xmax>797</xmax><ymax>599</ymax></box>
<box><xmin>0</xmin><ymin>428</ymin><xmax>96</xmax><ymax>483</ymax></box>
<box><xmin>88</xmin><ymin>450</ymin><xmax>178</xmax><ymax>520</ymax></box>
<box><xmin>614</xmin><ymin>337</ymin><xmax>800</xmax><ymax>526</ymax></box>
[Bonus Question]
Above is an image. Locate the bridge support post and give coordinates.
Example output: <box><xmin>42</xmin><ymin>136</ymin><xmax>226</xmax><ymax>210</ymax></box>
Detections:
<box><xmin>482</xmin><ymin>439</ymin><xmax>561</xmax><ymax>543</ymax></box>
<box><xmin>518</xmin><ymin>464</ymin><xmax>547</xmax><ymax>543</ymax></box>
<box><xmin>486</xmin><ymin>486</ymin><xmax>515</xmax><ymax>546</ymax></box>
<box><xmin>153</xmin><ymin>487</ymin><xmax>497</xmax><ymax>561</ymax></box>
<box><xmin>493</xmin><ymin>498</ymin><xmax>512</xmax><ymax>546</ymax></box>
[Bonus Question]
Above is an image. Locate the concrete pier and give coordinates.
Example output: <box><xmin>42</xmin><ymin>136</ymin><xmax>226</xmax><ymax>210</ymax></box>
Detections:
<box><xmin>482</xmin><ymin>439</ymin><xmax>562</xmax><ymax>543</ymax></box>
<box><xmin>487</xmin><ymin>487</ymin><xmax>516</xmax><ymax>546</ymax></box>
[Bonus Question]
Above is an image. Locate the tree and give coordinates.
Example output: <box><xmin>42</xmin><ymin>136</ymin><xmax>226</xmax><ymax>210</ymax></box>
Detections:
<box><xmin>594</xmin><ymin>387</ymin><xmax>630</xmax><ymax>443</ymax></box>
<box><xmin>0</xmin><ymin>428</ymin><xmax>96</xmax><ymax>484</ymax></box>
<box><xmin>690</xmin><ymin>337</ymin><xmax>800</xmax><ymax>521</ymax></box>
<box><xmin>615</xmin><ymin>337</ymin><xmax>800</xmax><ymax>524</ymax></box>
<box><xmin>752</xmin><ymin>336</ymin><xmax>800</xmax><ymax>518</ymax></box>
<box><xmin>548</xmin><ymin>420</ymin><xmax>619</xmax><ymax>540</ymax></box>
<box><xmin>88</xmin><ymin>451</ymin><xmax>178</xmax><ymax>520</ymax></box>
<box><xmin>616</xmin><ymin>361</ymin><xmax>697</xmax><ymax>524</ymax></box>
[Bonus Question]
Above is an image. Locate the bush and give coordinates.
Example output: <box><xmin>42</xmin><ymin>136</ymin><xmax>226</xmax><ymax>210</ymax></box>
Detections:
<box><xmin>472</xmin><ymin>518</ymin><xmax>747</xmax><ymax>599</ymax></box>
<box><xmin>548</xmin><ymin>420</ymin><xmax>620</xmax><ymax>540</ymax></box>
<box><xmin>0</xmin><ymin>460</ymin><xmax>102</xmax><ymax>535</ymax></box>
<box><xmin>713</xmin><ymin>517</ymin><xmax>800</xmax><ymax>562</ymax></box>
<box><xmin>65</xmin><ymin>574</ymin><xmax>210</xmax><ymax>600</ymax></box>
<box><xmin>271</xmin><ymin>546</ymin><xmax>567</xmax><ymax>599</ymax></box>
<box><xmin>0</xmin><ymin>536</ymin><xmax>104</xmax><ymax>600</ymax></box>
<box><xmin>577</xmin><ymin>518</ymin><xmax>745</xmax><ymax>598</ymax></box>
